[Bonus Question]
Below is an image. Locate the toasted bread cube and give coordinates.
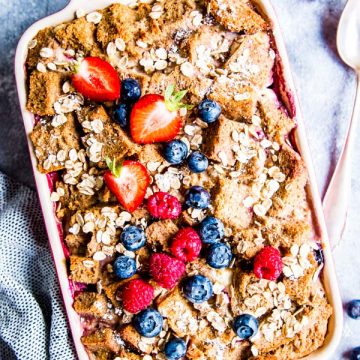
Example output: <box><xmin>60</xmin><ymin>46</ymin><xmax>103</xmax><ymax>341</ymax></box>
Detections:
<box><xmin>268</xmin><ymin>301</ymin><xmax>332</xmax><ymax>359</ymax></box>
<box><xmin>79</xmin><ymin>106</ymin><xmax>140</xmax><ymax>165</ymax></box>
<box><xmin>282</xmin><ymin>265</ymin><xmax>317</xmax><ymax>305</ymax></box>
<box><xmin>120</xmin><ymin>324</ymin><xmax>153</xmax><ymax>354</ymax></box>
<box><xmin>30</xmin><ymin>113</ymin><xmax>81</xmax><ymax>173</ymax></box>
<box><xmin>232</xmin><ymin>227</ymin><xmax>264</xmax><ymax>259</ymax></box>
<box><xmin>74</xmin><ymin>292</ymin><xmax>108</xmax><ymax>317</ymax></box>
<box><xmin>145</xmin><ymin>220</ymin><xmax>179</xmax><ymax>251</ymax></box>
<box><xmin>97</xmin><ymin>4</ymin><xmax>137</xmax><ymax>46</ymax></box>
<box><xmin>69</xmin><ymin>256</ymin><xmax>100</xmax><ymax>284</ymax></box>
<box><xmin>202</xmin><ymin>116</ymin><xmax>244</xmax><ymax>167</ymax></box>
<box><xmin>230</xmin><ymin>271</ymin><xmax>274</xmax><ymax>317</ymax></box>
<box><xmin>26</xmin><ymin>28</ymin><xmax>56</xmax><ymax>69</ymax></box>
<box><xmin>225</xmin><ymin>32</ymin><xmax>274</xmax><ymax>89</ymax></box>
<box><xmin>263</xmin><ymin>218</ymin><xmax>311</xmax><ymax>250</ymax></box>
<box><xmin>187</xmin><ymin>328</ymin><xmax>246</xmax><ymax>360</ymax></box>
<box><xmin>252</xmin><ymin>297</ymin><xmax>332</xmax><ymax>355</ymax></box>
<box><xmin>137</xmin><ymin>144</ymin><xmax>164</xmax><ymax>166</ymax></box>
<box><xmin>56</xmin><ymin>180</ymin><xmax>101</xmax><ymax>215</ymax></box>
<box><xmin>81</xmin><ymin>328</ymin><xmax>122</xmax><ymax>353</ymax></box>
<box><xmin>208</xmin><ymin>77</ymin><xmax>257</xmax><ymax>121</ymax></box>
<box><xmin>212</xmin><ymin>178</ymin><xmax>253</xmax><ymax>231</ymax></box>
<box><xmin>268</xmin><ymin>144</ymin><xmax>308</xmax><ymax>219</ymax></box>
<box><xmin>157</xmin><ymin>287</ymin><xmax>199</xmax><ymax>337</ymax></box>
<box><xmin>27</xmin><ymin>71</ymin><xmax>63</xmax><ymax>116</ymax></box>
<box><xmin>207</xmin><ymin>0</ymin><xmax>267</xmax><ymax>34</ymax></box>
<box><xmin>143</xmin><ymin>0</ymin><xmax>197</xmax><ymax>44</ymax></box>
<box><xmin>64</xmin><ymin>233</ymin><xmax>88</xmax><ymax>256</ymax></box>
<box><xmin>54</xmin><ymin>17</ymin><xmax>97</xmax><ymax>52</ymax></box>
<box><xmin>258</xmin><ymin>94</ymin><xmax>296</xmax><ymax>143</ymax></box>
<box><xmin>188</xmin><ymin>25</ymin><xmax>230</xmax><ymax>75</ymax></box>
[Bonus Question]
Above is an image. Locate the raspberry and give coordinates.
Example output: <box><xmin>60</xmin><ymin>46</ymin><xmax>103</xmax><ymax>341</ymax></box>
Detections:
<box><xmin>253</xmin><ymin>246</ymin><xmax>283</xmax><ymax>281</ymax></box>
<box><xmin>120</xmin><ymin>279</ymin><xmax>154</xmax><ymax>313</ymax></box>
<box><xmin>150</xmin><ymin>253</ymin><xmax>186</xmax><ymax>289</ymax></box>
<box><xmin>147</xmin><ymin>192</ymin><xmax>182</xmax><ymax>219</ymax></box>
<box><xmin>170</xmin><ymin>228</ymin><xmax>202</xmax><ymax>262</ymax></box>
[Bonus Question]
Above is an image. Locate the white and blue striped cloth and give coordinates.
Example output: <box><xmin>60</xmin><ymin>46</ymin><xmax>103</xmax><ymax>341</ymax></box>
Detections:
<box><xmin>0</xmin><ymin>173</ymin><xmax>76</xmax><ymax>360</ymax></box>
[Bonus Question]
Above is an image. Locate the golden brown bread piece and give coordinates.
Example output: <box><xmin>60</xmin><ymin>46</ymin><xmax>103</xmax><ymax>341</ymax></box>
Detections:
<box><xmin>27</xmin><ymin>71</ymin><xmax>63</xmax><ymax>116</ymax></box>
<box><xmin>74</xmin><ymin>292</ymin><xmax>108</xmax><ymax>318</ymax></box>
<box><xmin>212</xmin><ymin>178</ymin><xmax>253</xmax><ymax>231</ymax></box>
<box><xmin>81</xmin><ymin>328</ymin><xmax>122</xmax><ymax>353</ymax></box>
<box><xmin>69</xmin><ymin>256</ymin><xmax>101</xmax><ymax>284</ymax></box>
<box><xmin>207</xmin><ymin>0</ymin><xmax>267</xmax><ymax>33</ymax></box>
<box><xmin>30</xmin><ymin>113</ymin><xmax>81</xmax><ymax>173</ymax></box>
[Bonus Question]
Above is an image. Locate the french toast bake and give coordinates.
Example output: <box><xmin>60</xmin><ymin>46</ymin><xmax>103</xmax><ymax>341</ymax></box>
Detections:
<box><xmin>25</xmin><ymin>0</ymin><xmax>332</xmax><ymax>359</ymax></box>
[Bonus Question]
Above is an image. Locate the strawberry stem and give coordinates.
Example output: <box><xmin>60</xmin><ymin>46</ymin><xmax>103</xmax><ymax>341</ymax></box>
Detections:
<box><xmin>105</xmin><ymin>157</ymin><xmax>122</xmax><ymax>178</ymax></box>
<box><xmin>164</xmin><ymin>85</ymin><xmax>194</xmax><ymax>113</ymax></box>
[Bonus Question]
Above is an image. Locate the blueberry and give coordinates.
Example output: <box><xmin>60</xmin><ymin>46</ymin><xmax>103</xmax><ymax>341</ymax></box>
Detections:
<box><xmin>313</xmin><ymin>245</ymin><xmax>324</xmax><ymax>265</ymax></box>
<box><xmin>198</xmin><ymin>216</ymin><xmax>224</xmax><ymax>244</ymax></box>
<box><xmin>206</xmin><ymin>243</ymin><xmax>232</xmax><ymax>269</ymax></box>
<box><xmin>164</xmin><ymin>338</ymin><xmax>187</xmax><ymax>360</ymax></box>
<box><xmin>233</xmin><ymin>314</ymin><xmax>259</xmax><ymax>340</ymax></box>
<box><xmin>120</xmin><ymin>226</ymin><xmax>146</xmax><ymax>251</ymax></box>
<box><xmin>114</xmin><ymin>103</ymin><xmax>132</xmax><ymax>128</ymax></box>
<box><xmin>164</xmin><ymin>140</ymin><xmax>188</xmax><ymax>165</ymax></box>
<box><xmin>121</xmin><ymin>78</ymin><xmax>141</xmax><ymax>103</ymax></box>
<box><xmin>347</xmin><ymin>300</ymin><xmax>360</xmax><ymax>320</ymax></box>
<box><xmin>187</xmin><ymin>151</ymin><xmax>208</xmax><ymax>173</ymax></box>
<box><xmin>184</xmin><ymin>186</ymin><xmax>210</xmax><ymax>209</ymax></box>
<box><xmin>113</xmin><ymin>255</ymin><xmax>137</xmax><ymax>279</ymax></box>
<box><xmin>183</xmin><ymin>275</ymin><xmax>213</xmax><ymax>303</ymax></box>
<box><xmin>351</xmin><ymin>347</ymin><xmax>360</xmax><ymax>360</ymax></box>
<box><xmin>198</xmin><ymin>99</ymin><xmax>221</xmax><ymax>124</ymax></box>
<box><xmin>133</xmin><ymin>308</ymin><xmax>163</xmax><ymax>337</ymax></box>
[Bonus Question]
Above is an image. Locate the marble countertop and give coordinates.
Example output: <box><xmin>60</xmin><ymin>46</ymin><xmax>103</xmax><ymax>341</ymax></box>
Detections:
<box><xmin>0</xmin><ymin>0</ymin><xmax>358</xmax><ymax>358</ymax></box>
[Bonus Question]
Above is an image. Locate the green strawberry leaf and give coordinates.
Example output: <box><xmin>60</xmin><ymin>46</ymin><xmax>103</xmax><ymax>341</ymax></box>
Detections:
<box><xmin>105</xmin><ymin>157</ymin><xmax>122</xmax><ymax>178</ymax></box>
<box><xmin>164</xmin><ymin>85</ymin><xmax>193</xmax><ymax>113</ymax></box>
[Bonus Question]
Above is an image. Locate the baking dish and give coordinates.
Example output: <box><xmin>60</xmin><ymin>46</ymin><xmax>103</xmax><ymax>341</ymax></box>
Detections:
<box><xmin>15</xmin><ymin>0</ymin><xmax>343</xmax><ymax>358</ymax></box>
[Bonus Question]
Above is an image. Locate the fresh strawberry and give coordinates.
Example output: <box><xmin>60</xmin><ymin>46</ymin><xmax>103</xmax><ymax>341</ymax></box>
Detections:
<box><xmin>103</xmin><ymin>158</ymin><xmax>150</xmax><ymax>213</ymax></box>
<box><xmin>130</xmin><ymin>85</ymin><xmax>192</xmax><ymax>144</ymax></box>
<box><xmin>72</xmin><ymin>57</ymin><xmax>121</xmax><ymax>102</ymax></box>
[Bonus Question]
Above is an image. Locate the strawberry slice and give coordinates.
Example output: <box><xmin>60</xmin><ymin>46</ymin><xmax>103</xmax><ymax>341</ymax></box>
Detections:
<box><xmin>130</xmin><ymin>85</ymin><xmax>192</xmax><ymax>144</ymax></box>
<box><xmin>103</xmin><ymin>159</ymin><xmax>150</xmax><ymax>212</ymax></box>
<box><xmin>72</xmin><ymin>57</ymin><xmax>121</xmax><ymax>102</ymax></box>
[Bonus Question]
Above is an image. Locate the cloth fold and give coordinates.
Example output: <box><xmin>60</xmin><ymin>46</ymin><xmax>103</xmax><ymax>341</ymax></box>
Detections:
<box><xmin>0</xmin><ymin>172</ymin><xmax>76</xmax><ymax>360</ymax></box>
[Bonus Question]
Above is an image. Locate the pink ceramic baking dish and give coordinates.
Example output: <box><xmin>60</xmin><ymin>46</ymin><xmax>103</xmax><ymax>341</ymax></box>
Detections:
<box><xmin>15</xmin><ymin>0</ymin><xmax>343</xmax><ymax>358</ymax></box>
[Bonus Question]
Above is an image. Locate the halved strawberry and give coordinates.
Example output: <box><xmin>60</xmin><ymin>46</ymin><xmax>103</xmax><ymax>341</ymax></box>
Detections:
<box><xmin>130</xmin><ymin>85</ymin><xmax>192</xmax><ymax>144</ymax></box>
<box><xmin>72</xmin><ymin>57</ymin><xmax>121</xmax><ymax>102</ymax></box>
<box><xmin>103</xmin><ymin>159</ymin><xmax>150</xmax><ymax>212</ymax></box>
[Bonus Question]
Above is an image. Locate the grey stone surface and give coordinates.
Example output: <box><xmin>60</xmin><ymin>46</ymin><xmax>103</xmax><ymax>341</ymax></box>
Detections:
<box><xmin>0</xmin><ymin>0</ymin><xmax>359</xmax><ymax>357</ymax></box>
<box><xmin>0</xmin><ymin>0</ymin><xmax>67</xmax><ymax>188</ymax></box>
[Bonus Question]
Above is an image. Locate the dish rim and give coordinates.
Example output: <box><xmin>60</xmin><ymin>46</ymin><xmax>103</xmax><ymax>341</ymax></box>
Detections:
<box><xmin>14</xmin><ymin>0</ymin><xmax>343</xmax><ymax>359</ymax></box>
